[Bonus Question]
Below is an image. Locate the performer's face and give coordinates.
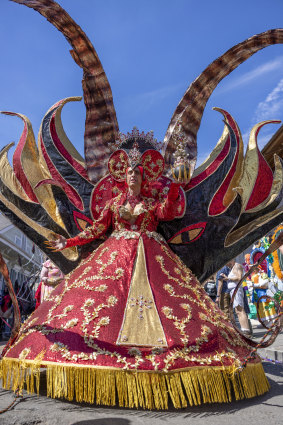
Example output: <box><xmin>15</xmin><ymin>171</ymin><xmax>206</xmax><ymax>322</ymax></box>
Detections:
<box><xmin>127</xmin><ymin>167</ymin><xmax>142</xmax><ymax>192</ymax></box>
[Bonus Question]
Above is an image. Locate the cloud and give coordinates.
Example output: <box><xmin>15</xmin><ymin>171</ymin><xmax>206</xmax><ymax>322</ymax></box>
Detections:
<box><xmin>241</xmin><ymin>78</ymin><xmax>283</xmax><ymax>151</ymax></box>
<box><xmin>254</xmin><ymin>78</ymin><xmax>283</xmax><ymax>122</ymax></box>
<box><xmin>219</xmin><ymin>56</ymin><xmax>283</xmax><ymax>93</ymax></box>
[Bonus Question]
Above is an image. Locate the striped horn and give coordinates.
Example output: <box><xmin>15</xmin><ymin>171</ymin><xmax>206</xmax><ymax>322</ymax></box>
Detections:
<box><xmin>163</xmin><ymin>29</ymin><xmax>283</xmax><ymax>174</ymax></box>
<box><xmin>11</xmin><ymin>0</ymin><xmax>119</xmax><ymax>184</ymax></box>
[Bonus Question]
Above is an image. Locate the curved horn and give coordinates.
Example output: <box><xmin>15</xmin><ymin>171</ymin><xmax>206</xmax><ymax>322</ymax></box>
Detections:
<box><xmin>11</xmin><ymin>0</ymin><xmax>119</xmax><ymax>184</ymax></box>
<box><xmin>163</xmin><ymin>29</ymin><xmax>283</xmax><ymax>174</ymax></box>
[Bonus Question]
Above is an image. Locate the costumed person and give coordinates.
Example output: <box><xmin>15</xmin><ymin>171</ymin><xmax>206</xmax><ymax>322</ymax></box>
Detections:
<box><xmin>271</xmin><ymin>225</ymin><xmax>283</xmax><ymax>293</ymax></box>
<box><xmin>35</xmin><ymin>258</ymin><xmax>64</xmax><ymax>309</ymax></box>
<box><xmin>221</xmin><ymin>261</ymin><xmax>251</xmax><ymax>337</ymax></box>
<box><xmin>1</xmin><ymin>0</ymin><xmax>283</xmax><ymax>411</ymax></box>
<box><xmin>251</xmin><ymin>266</ymin><xmax>276</xmax><ymax>325</ymax></box>
<box><xmin>0</xmin><ymin>133</ymin><xmax>270</xmax><ymax>408</ymax></box>
<box><xmin>243</xmin><ymin>254</ymin><xmax>251</xmax><ymax>274</ymax></box>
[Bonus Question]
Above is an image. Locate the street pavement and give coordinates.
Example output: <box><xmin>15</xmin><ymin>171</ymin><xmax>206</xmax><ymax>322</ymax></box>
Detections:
<box><xmin>0</xmin><ymin>325</ymin><xmax>282</xmax><ymax>425</ymax></box>
<box><xmin>250</xmin><ymin>320</ymin><xmax>283</xmax><ymax>363</ymax></box>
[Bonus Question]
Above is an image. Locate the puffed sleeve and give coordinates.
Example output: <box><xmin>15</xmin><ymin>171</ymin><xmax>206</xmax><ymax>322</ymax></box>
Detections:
<box><xmin>155</xmin><ymin>182</ymin><xmax>182</xmax><ymax>221</ymax></box>
<box><xmin>65</xmin><ymin>201</ymin><xmax>112</xmax><ymax>248</ymax></box>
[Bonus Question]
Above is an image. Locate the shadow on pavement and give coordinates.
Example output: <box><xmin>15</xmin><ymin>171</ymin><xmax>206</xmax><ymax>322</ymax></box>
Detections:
<box><xmin>71</xmin><ymin>420</ymin><xmax>131</xmax><ymax>425</ymax></box>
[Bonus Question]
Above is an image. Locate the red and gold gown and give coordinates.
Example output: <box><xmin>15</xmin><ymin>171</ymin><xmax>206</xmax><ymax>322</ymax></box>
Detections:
<box><xmin>1</xmin><ymin>192</ymin><xmax>269</xmax><ymax>408</ymax></box>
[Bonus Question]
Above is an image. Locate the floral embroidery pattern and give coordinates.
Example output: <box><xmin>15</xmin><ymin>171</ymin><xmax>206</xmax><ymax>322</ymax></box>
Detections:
<box><xmin>81</xmin><ymin>295</ymin><xmax>118</xmax><ymax>344</ymax></box>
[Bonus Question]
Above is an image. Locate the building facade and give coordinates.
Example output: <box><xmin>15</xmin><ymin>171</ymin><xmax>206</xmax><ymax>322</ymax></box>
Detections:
<box><xmin>0</xmin><ymin>213</ymin><xmax>43</xmax><ymax>293</ymax></box>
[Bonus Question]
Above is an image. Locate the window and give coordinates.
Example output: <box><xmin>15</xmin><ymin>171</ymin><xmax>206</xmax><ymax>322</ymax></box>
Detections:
<box><xmin>26</xmin><ymin>240</ymin><xmax>33</xmax><ymax>255</ymax></box>
<box><xmin>14</xmin><ymin>235</ymin><xmax>22</xmax><ymax>247</ymax></box>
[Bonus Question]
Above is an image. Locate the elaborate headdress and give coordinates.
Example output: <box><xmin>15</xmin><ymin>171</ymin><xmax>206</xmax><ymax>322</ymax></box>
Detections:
<box><xmin>108</xmin><ymin>127</ymin><xmax>165</xmax><ymax>182</ymax></box>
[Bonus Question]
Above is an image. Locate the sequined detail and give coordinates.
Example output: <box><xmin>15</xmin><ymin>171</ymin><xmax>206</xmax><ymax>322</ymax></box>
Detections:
<box><xmin>111</xmin><ymin>230</ymin><xmax>166</xmax><ymax>244</ymax></box>
<box><xmin>130</xmin><ymin>295</ymin><xmax>153</xmax><ymax>320</ymax></box>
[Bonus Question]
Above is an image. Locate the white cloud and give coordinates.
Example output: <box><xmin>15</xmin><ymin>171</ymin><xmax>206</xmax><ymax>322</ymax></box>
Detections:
<box><xmin>241</xmin><ymin>79</ymin><xmax>283</xmax><ymax>152</ymax></box>
<box><xmin>254</xmin><ymin>78</ymin><xmax>283</xmax><ymax>122</ymax></box>
<box><xmin>219</xmin><ymin>56</ymin><xmax>283</xmax><ymax>93</ymax></box>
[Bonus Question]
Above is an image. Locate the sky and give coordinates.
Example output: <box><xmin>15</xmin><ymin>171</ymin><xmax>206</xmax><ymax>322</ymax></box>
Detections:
<box><xmin>0</xmin><ymin>0</ymin><xmax>283</xmax><ymax>168</ymax></box>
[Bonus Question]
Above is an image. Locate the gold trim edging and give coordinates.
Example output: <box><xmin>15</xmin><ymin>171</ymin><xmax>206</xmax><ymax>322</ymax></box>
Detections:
<box><xmin>1</xmin><ymin>358</ymin><xmax>269</xmax><ymax>409</ymax></box>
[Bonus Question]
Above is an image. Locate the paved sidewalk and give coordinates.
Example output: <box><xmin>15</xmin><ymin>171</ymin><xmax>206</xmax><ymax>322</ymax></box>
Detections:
<box><xmin>251</xmin><ymin>321</ymin><xmax>283</xmax><ymax>363</ymax></box>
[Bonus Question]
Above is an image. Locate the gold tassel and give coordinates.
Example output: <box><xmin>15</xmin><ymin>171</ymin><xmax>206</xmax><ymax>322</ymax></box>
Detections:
<box><xmin>0</xmin><ymin>358</ymin><xmax>270</xmax><ymax>409</ymax></box>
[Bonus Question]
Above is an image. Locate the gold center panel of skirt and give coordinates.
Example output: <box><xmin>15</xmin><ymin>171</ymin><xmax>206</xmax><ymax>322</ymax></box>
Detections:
<box><xmin>116</xmin><ymin>238</ymin><xmax>168</xmax><ymax>347</ymax></box>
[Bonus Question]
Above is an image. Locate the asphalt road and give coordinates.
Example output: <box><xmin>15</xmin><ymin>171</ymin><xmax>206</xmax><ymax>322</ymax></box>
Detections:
<box><xmin>0</xmin><ymin>361</ymin><xmax>282</xmax><ymax>425</ymax></box>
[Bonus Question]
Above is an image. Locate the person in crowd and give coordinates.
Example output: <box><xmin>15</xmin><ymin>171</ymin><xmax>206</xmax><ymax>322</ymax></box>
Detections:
<box><xmin>216</xmin><ymin>262</ymin><xmax>233</xmax><ymax>316</ymax></box>
<box><xmin>0</xmin><ymin>286</ymin><xmax>12</xmax><ymax>317</ymax></box>
<box><xmin>35</xmin><ymin>258</ymin><xmax>64</xmax><ymax>309</ymax></box>
<box><xmin>202</xmin><ymin>273</ymin><xmax>217</xmax><ymax>302</ymax></box>
<box><xmin>0</xmin><ymin>286</ymin><xmax>13</xmax><ymax>340</ymax></box>
<box><xmin>222</xmin><ymin>262</ymin><xmax>251</xmax><ymax>336</ymax></box>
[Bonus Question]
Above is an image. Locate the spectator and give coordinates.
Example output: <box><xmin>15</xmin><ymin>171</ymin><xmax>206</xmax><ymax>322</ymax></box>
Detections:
<box><xmin>225</xmin><ymin>262</ymin><xmax>251</xmax><ymax>336</ymax></box>
<box><xmin>0</xmin><ymin>286</ymin><xmax>13</xmax><ymax>340</ymax></box>
<box><xmin>216</xmin><ymin>261</ymin><xmax>233</xmax><ymax>316</ymax></box>
<box><xmin>35</xmin><ymin>259</ymin><xmax>64</xmax><ymax>309</ymax></box>
<box><xmin>203</xmin><ymin>274</ymin><xmax>217</xmax><ymax>302</ymax></box>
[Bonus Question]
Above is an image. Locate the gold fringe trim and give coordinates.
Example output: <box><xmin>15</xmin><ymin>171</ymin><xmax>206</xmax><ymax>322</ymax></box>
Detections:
<box><xmin>0</xmin><ymin>359</ymin><xmax>269</xmax><ymax>409</ymax></box>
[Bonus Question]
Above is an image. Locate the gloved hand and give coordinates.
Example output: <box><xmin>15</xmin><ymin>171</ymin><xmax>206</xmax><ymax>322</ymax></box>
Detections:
<box><xmin>167</xmin><ymin>182</ymin><xmax>182</xmax><ymax>201</ymax></box>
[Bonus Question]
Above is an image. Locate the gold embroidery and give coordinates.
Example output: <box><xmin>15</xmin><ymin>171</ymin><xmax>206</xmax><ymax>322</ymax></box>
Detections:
<box><xmin>111</xmin><ymin>230</ymin><xmax>165</xmax><ymax>244</ymax></box>
<box><xmin>199</xmin><ymin>312</ymin><xmax>249</xmax><ymax>348</ymax></box>
<box><xmin>162</xmin><ymin>304</ymin><xmax>192</xmax><ymax>346</ymax></box>
<box><xmin>81</xmin><ymin>295</ymin><xmax>118</xmax><ymax>343</ymax></box>
<box><xmin>108</xmin><ymin>151</ymin><xmax>128</xmax><ymax>181</ymax></box>
<box><xmin>142</xmin><ymin>155</ymin><xmax>164</xmax><ymax>181</ymax></box>
<box><xmin>162</xmin><ymin>325</ymin><xmax>218</xmax><ymax>372</ymax></box>
<box><xmin>19</xmin><ymin>347</ymin><xmax>31</xmax><ymax>360</ymax></box>
<box><xmin>46</xmin><ymin>305</ymin><xmax>74</xmax><ymax>324</ymax></box>
<box><xmin>163</xmin><ymin>283</ymin><xmax>209</xmax><ymax>311</ymax></box>
<box><xmin>80</xmin><ymin>223</ymin><xmax>106</xmax><ymax>240</ymax></box>
<box><xmin>65</xmin><ymin>318</ymin><xmax>79</xmax><ymax>328</ymax></box>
